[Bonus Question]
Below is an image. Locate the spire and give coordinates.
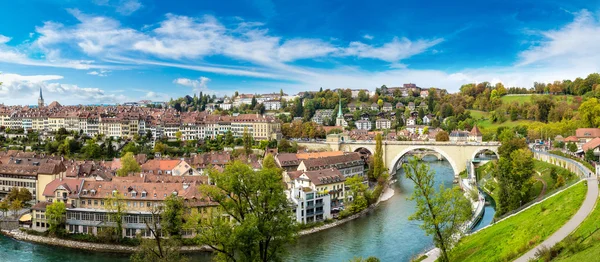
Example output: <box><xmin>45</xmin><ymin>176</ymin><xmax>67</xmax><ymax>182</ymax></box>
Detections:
<box><xmin>337</xmin><ymin>94</ymin><xmax>343</xmax><ymax>118</ymax></box>
<box><xmin>39</xmin><ymin>87</ymin><xmax>43</xmax><ymax>100</ymax></box>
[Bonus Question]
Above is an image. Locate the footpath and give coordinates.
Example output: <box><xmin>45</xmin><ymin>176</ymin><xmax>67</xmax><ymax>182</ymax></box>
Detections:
<box><xmin>514</xmin><ymin>177</ymin><xmax>598</xmax><ymax>262</ymax></box>
<box><xmin>423</xmin><ymin>152</ymin><xmax>599</xmax><ymax>262</ymax></box>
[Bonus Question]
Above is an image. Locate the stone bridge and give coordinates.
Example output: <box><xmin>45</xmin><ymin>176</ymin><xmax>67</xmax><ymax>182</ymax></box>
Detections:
<box><xmin>298</xmin><ymin>140</ymin><xmax>500</xmax><ymax>177</ymax></box>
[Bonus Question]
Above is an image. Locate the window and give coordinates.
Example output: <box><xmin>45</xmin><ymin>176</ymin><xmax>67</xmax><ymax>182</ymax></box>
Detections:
<box><xmin>94</xmin><ymin>200</ymin><xmax>98</xmax><ymax>206</ymax></box>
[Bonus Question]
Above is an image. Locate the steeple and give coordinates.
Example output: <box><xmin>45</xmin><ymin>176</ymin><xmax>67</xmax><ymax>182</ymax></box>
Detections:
<box><xmin>337</xmin><ymin>95</ymin><xmax>343</xmax><ymax>118</ymax></box>
<box><xmin>38</xmin><ymin>87</ymin><xmax>44</xmax><ymax>108</ymax></box>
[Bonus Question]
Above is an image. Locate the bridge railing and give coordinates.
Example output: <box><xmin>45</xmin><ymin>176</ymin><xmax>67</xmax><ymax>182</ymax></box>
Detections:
<box><xmin>342</xmin><ymin>140</ymin><xmax>501</xmax><ymax>146</ymax></box>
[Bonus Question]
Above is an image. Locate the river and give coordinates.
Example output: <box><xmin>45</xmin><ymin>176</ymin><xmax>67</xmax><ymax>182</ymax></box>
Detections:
<box><xmin>0</xmin><ymin>157</ymin><xmax>489</xmax><ymax>262</ymax></box>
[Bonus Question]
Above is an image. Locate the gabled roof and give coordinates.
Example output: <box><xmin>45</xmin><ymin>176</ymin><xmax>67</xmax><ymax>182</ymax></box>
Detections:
<box><xmin>469</xmin><ymin>125</ymin><xmax>482</xmax><ymax>136</ymax></box>
<box><xmin>583</xmin><ymin>137</ymin><xmax>600</xmax><ymax>151</ymax></box>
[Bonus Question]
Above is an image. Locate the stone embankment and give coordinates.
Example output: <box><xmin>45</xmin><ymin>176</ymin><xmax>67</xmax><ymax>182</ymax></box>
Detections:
<box><xmin>0</xmin><ymin>229</ymin><xmax>211</xmax><ymax>253</ymax></box>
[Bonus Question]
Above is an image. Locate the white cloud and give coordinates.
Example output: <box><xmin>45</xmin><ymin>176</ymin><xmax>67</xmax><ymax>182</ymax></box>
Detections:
<box><xmin>87</xmin><ymin>69</ymin><xmax>111</xmax><ymax>76</ymax></box>
<box><xmin>342</xmin><ymin>37</ymin><xmax>444</xmax><ymax>62</ymax></box>
<box><xmin>0</xmin><ymin>73</ymin><xmax>128</xmax><ymax>105</ymax></box>
<box><xmin>363</xmin><ymin>34</ymin><xmax>374</xmax><ymax>40</ymax></box>
<box><xmin>518</xmin><ymin>9</ymin><xmax>600</xmax><ymax>68</ymax></box>
<box><xmin>0</xmin><ymin>35</ymin><xmax>11</xmax><ymax>44</ymax></box>
<box><xmin>93</xmin><ymin>0</ymin><xmax>143</xmax><ymax>15</ymax></box>
<box><xmin>173</xmin><ymin>77</ymin><xmax>212</xmax><ymax>95</ymax></box>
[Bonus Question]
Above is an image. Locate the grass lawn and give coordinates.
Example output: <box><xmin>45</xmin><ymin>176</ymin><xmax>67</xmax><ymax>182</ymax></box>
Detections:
<box><xmin>553</xmin><ymin>194</ymin><xmax>600</xmax><ymax>261</ymax></box>
<box><xmin>448</xmin><ymin>182</ymin><xmax>588</xmax><ymax>262</ymax></box>
<box><xmin>469</xmin><ymin>110</ymin><xmax>490</xmax><ymax>120</ymax></box>
<box><xmin>500</xmin><ymin>94</ymin><xmax>576</xmax><ymax>105</ymax></box>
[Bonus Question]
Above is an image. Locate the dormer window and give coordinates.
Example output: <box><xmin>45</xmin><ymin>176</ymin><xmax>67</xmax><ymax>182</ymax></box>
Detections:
<box><xmin>131</xmin><ymin>191</ymin><xmax>137</xmax><ymax>197</ymax></box>
<box><xmin>141</xmin><ymin>191</ymin><xmax>147</xmax><ymax>198</ymax></box>
<box><xmin>91</xmin><ymin>189</ymin><xmax>96</xmax><ymax>196</ymax></box>
<box><xmin>154</xmin><ymin>193</ymin><xmax>157</xmax><ymax>197</ymax></box>
<box><xmin>112</xmin><ymin>190</ymin><xmax>117</xmax><ymax>196</ymax></box>
<box><xmin>82</xmin><ymin>189</ymin><xmax>88</xmax><ymax>195</ymax></box>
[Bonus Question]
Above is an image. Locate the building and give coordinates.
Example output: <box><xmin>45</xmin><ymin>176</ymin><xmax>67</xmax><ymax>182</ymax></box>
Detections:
<box><xmin>312</xmin><ymin>109</ymin><xmax>334</xmax><ymax>125</ymax></box>
<box><xmin>450</xmin><ymin>130</ymin><xmax>469</xmax><ymax>143</ymax></box>
<box><xmin>423</xmin><ymin>114</ymin><xmax>434</xmax><ymax>125</ymax></box>
<box><xmin>263</xmin><ymin>100</ymin><xmax>282</xmax><ymax>111</ymax></box>
<box><xmin>575</xmin><ymin>128</ymin><xmax>600</xmax><ymax>143</ymax></box>
<box><xmin>33</xmin><ymin>176</ymin><xmax>216</xmax><ymax>238</ymax></box>
<box><xmin>38</xmin><ymin>88</ymin><xmax>44</xmax><ymax>108</ymax></box>
<box><xmin>376</xmin><ymin>119</ymin><xmax>392</xmax><ymax>130</ymax></box>
<box><xmin>141</xmin><ymin>159</ymin><xmax>199</xmax><ymax>176</ymax></box>
<box><xmin>406</xmin><ymin>117</ymin><xmax>417</xmax><ymax>126</ymax></box>
<box><xmin>288</xmin><ymin>183</ymin><xmax>332</xmax><ymax>223</ymax></box>
<box><xmin>335</xmin><ymin>98</ymin><xmax>348</xmax><ymax>127</ymax></box>
<box><xmin>288</xmin><ymin>168</ymin><xmax>346</xmax><ymax>215</ymax></box>
<box><xmin>0</xmin><ymin>156</ymin><xmax>66</xmax><ymax>201</ymax></box>
<box><xmin>355</xmin><ymin>120</ymin><xmax>372</xmax><ymax>130</ymax></box>
<box><xmin>297</xmin><ymin>153</ymin><xmax>364</xmax><ymax>178</ymax></box>
<box><xmin>420</xmin><ymin>89</ymin><xmax>429</xmax><ymax>98</ymax></box>
<box><xmin>350</xmin><ymin>89</ymin><xmax>369</xmax><ymax>98</ymax></box>
<box><xmin>382</xmin><ymin>102</ymin><xmax>393</xmax><ymax>112</ymax></box>
<box><xmin>468</xmin><ymin>125</ymin><xmax>483</xmax><ymax>143</ymax></box>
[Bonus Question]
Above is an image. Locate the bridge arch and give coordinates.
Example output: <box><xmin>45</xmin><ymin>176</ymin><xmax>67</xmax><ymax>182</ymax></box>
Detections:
<box><xmin>390</xmin><ymin>146</ymin><xmax>460</xmax><ymax>177</ymax></box>
<box><xmin>471</xmin><ymin>147</ymin><xmax>499</xmax><ymax>160</ymax></box>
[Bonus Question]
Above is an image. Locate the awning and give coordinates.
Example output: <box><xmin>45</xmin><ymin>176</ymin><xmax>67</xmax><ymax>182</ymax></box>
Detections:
<box><xmin>19</xmin><ymin>213</ymin><xmax>32</xmax><ymax>222</ymax></box>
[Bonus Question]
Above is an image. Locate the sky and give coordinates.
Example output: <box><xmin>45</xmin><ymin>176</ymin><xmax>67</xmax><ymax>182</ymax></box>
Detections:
<box><xmin>1</xmin><ymin>0</ymin><xmax>600</xmax><ymax>105</ymax></box>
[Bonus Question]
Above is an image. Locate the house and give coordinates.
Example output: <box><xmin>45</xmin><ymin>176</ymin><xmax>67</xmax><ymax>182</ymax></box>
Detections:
<box><xmin>575</xmin><ymin>128</ymin><xmax>600</xmax><ymax>143</ymax></box>
<box><xmin>450</xmin><ymin>130</ymin><xmax>469</xmax><ymax>143</ymax></box>
<box><xmin>395</xmin><ymin>102</ymin><xmax>404</xmax><ymax>110</ymax></box>
<box><xmin>31</xmin><ymin>178</ymin><xmax>84</xmax><ymax>232</ymax></box>
<box><xmin>583</xmin><ymin>137</ymin><xmax>600</xmax><ymax>156</ymax></box>
<box><xmin>420</xmin><ymin>89</ymin><xmax>429</xmax><ymax>98</ymax></box>
<box><xmin>468</xmin><ymin>125</ymin><xmax>483</xmax><ymax>143</ymax></box>
<box><xmin>408</xmin><ymin>102</ymin><xmax>415</xmax><ymax>110</ymax></box>
<box><xmin>419</xmin><ymin>101</ymin><xmax>427</xmax><ymax>109</ymax></box>
<box><xmin>370</xmin><ymin>103</ymin><xmax>379</xmax><ymax>111</ymax></box>
<box><xmin>297</xmin><ymin>153</ymin><xmax>365</xmax><ymax>178</ymax></box>
<box><xmin>348</xmin><ymin>103</ymin><xmax>357</xmax><ymax>112</ymax></box>
<box><xmin>191</xmin><ymin>151</ymin><xmax>231</xmax><ymax>175</ymax></box>
<box><xmin>263</xmin><ymin>100</ymin><xmax>282</xmax><ymax>111</ymax></box>
<box><xmin>351</xmin><ymin>89</ymin><xmax>369</xmax><ymax>98</ymax></box>
<box><xmin>405</xmin><ymin>125</ymin><xmax>426</xmax><ymax>135</ymax></box>
<box><xmin>382</xmin><ymin>102</ymin><xmax>393</xmax><ymax>112</ymax></box>
<box><xmin>287</xmin><ymin>168</ymin><xmax>347</xmax><ymax>222</ymax></box>
<box><xmin>141</xmin><ymin>159</ymin><xmax>199</xmax><ymax>176</ymax></box>
<box><xmin>275</xmin><ymin>153</ymin><xmax>301</xmax><ymax>171</ymax></box>
<box><xmin>406</xmin><ymin>117</ymin><xmax>417</xmax><ymax>126</ymax></box>
<box><xmin>355</xmin><ymin>120</ymin><xmax>372</xmax><ymax>130</ymax></box>
<box><xmin>376</xmin><ymin>119</ymin><xmax>392</xmax><ymax>130</ymax></box>
<box><xmin>423</xmin><ymin>114</ymin><xmax>434</xmax><ymax>125</ymax></box>
<box><xmin>312</xmin><ymin>109</ymin><xmax>334</xmax><ymax>125</ymax></box>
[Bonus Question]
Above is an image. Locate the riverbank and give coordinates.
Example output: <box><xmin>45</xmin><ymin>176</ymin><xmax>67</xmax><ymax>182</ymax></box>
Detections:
<box><xmin>0</xmin><ymin>229</ymin><xmax>212</xmax><ymax>253</ymax></box>
<box><xmin>300</xmin><ymin>183</ymin><xmax>394</xmax><ymax>236</ymax></box>
<box><xmin>2</xmin><ymin>183</ymin><xmax>396</xmax><ymax>253</ymax></box>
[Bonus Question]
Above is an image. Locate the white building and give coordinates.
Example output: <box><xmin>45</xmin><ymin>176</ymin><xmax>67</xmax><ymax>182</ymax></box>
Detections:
<box><xmin>376</xmin><ymin>118</ymin><xmax>392</xmax><ymax>129</ymax></box>
<box><xmin>264</xmin><ymin>100</ymin><xmax>282</xmax><ymax>111</ymax></box>
<box><xmin>289</xmin><ymin>187</ymin><xmax>331</xmax><ymax>223</ymax></box>
<box><xmin>355</xmin><ymin>120</ymin><xmax>372</xmax><ymax>130</ymax></box>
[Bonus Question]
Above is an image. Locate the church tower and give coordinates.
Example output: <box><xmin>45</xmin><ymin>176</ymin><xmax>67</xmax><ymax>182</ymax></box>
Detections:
<box><xmin>38</xmin><ymin>87</ymin><xmax>44</xmax><ymax>108</ymax></box>
<box><xmin>335</xmin><ymin>94</ymin><xmax>347</xmax><ymax>127</ymax></box>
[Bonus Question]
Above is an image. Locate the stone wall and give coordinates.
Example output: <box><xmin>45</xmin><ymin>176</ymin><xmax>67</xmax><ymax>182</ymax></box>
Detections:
<box><xmin>0</xmin><ymin>229</ymin><xmax>211</xmax><ymax>253</ymax></box>
<box><xmin>0</xmin><ymin>221</ymin><xmax>18</xmax><ymax>230</ymax></box>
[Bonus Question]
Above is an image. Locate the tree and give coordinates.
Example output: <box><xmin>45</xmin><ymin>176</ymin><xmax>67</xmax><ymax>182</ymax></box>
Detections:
<box><xmin>262</xmin><ymin>154</ymin><xmax>279</xmax><ymax>169</ymax></box>
<box><xmin>116</xmin><ymin>152</ymin><xmax>141</xmax><ymax>177</ymax></box>
<box><xmin>585</xmin><ymin>149</ymin><xmax>597</xmax><ymax>162</ymax></box>
<box><xmin>175</xmin><ymin>131</ymin><xmax>182</xmax><ymax>141</ymax></box>
<box><xmin>45</xmin><ymin>201</ymin><xmax>66</xmax><ymax>235</ymax></box>
<box><xmin>567</xmin><ymin>142</ymin><xmax>578</xmax><ymax>153</ymax></box>
<box><xmin>370</xmin><ymin>133</ymin><xmax>386</xmax><ymax>181</ymax></box>
<box><xmin>162</xmin><ymin>194</ymin><xmax>185</xmax><ymax>240</ymax></box>
<box><xmin>435</xmin><ymin>131</ymin><xmax>449</xmax><ymax>142</ymax></box>
<box><xmin>242</xmin><ymin>127</ymin><xmax>253</xmax><ymax>156</ymax></box>
<box><xmin>0</xmin><ymin>200</ymin><xmax>9</xmax><ymax>217</ymax></box>
<box><xmin>495</xmin><ymin>138</ymin><xmax>531</xmax><ymax>216</ymax></box>
<box><xmin>132</xmin><ymin>202</ymin><xmax>187</xmax><ymax>262</ymax></box>
<box><xmin>154</xmin><ymin>142</ymin><xmax>168</xmax><ymax>154</ymax></box>
<box><xmin>17</xmin><ymin>187</ymin><xmax>33</xmax><ymax>204</ymax></box>
<box><xmin>196</xmin><ymin>161</ymin><xmax>297</xmax><ymax>262</ymax></box>
<box><xmin>105</xmin><ymin>192</ymin><xmax>127</xmax><ymax>241</ymax></box>
<box><xmin>349</xmin><ymin>257</ymin><xmax>381</xmax><ymax>262</ymax></box>
<box><xmin>9</xmin><ymin>199</ymin><xmax>23</xmax><ymax>218</ymax></box>
<box><xmin>403</xmin><ymin>158</ymin><xmax>471</xmax><ymax>262</ymax></box>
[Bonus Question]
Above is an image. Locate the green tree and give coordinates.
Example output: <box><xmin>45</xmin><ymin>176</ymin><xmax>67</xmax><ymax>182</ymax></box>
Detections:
<box><xmin>349</xmin><ymin>257</ymin><xmax>381</xmax><ymax>262</ymax></box>
<box><xmin>105</xmin><ymin>192</ymin><xmax>127</xmax><ymax>241</ymax></box>
<box><xmin>45</xmin><ymin>201</ymin><xmax>66</xmax><ymax>235</ymax></box>
<box><xmin>369</xmin><ymin>133</ymin><xmax>386</xmax><ymax>181</ymax></box>
<box><xmin>116</xmin><ymin>152</ymin><xmax>141</xmax><ymax>177</ymax></box>
<box><xmin>9</xmin><ymin>199</ymin><xmax>23</xmax><ymax>218</ymax></box>
<box><xmin>162</xmin><ymin>194</ymin><xmax>185</xmax><ymax>240</ymax></box>
<box><xmin>196</xmin><ymin>161</ymin><xmax>297</xmax><ymax>262</ymax></box>
<box><xmin>495</xmin><ymin>138</ymin><xmax>531</xmax><ymax>216</ymax></box>
<box><xmin>132</xmin><ymin>203</ymin><xmax>187</xmax><ymax>262</ymax></box>
<box><xmin>567</xmin><ymin>142</ymin><xmax>578</xmax><ymax>153</ymax></box>
<box><xmin>262</xmin><ymin>154</ymin><xmax>279</xmax><ymax>169</ymax></box>
<box><xmin>154</xmin><ymin>142</ymin><xmax>168</xmax><ymax>154</ymax></box>
<box><xmin>0</xmin><ymin>200</ymin><xmax>8</xmax><ymax>217</ymax></box>
<box><xmin>242</xmin><ymin>127</ymin><xmax>253</xmax><ymax>156</ymax></box>
<box><xmin>224</xmin><ymin>130</ymin><xmax>234</xmax><ymax>147</ymax></box>
<box><xmin>585</xmin><ymin>149</ymin><xmax>597</xmax><ymax>162</ymax></box>
<box><xmin>403</xmin><ymin>158</ymin><xmax>471</xmax><ymax>262</ymax></box>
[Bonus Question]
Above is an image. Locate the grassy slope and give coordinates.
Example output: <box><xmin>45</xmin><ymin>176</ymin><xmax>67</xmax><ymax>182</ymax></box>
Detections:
<box><xmin>553</xmin><ymin>194</ymin><xmax>600</xmax><ymax>261</ymax></box>
<box><xmin>448</xmin><ymin>182</ymin><xmax>587</xmax><ymax>262</ymax></box>
<box><xmin>500</xmin><ymin>94</ymin><xmax>575</xmax><ymax>105</ymax></box>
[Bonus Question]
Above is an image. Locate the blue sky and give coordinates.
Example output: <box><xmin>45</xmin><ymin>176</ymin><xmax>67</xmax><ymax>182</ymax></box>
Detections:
<box><xmin>1</xmin><ymin>0</ymin><xmax>600</xmax><ymax>105</ymax></box>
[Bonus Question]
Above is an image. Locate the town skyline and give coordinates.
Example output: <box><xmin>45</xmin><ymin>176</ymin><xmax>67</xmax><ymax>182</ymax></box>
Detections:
<box><xmin>1</xmin><ymin>0</ymin><xmax>600</xmax><ymax>105</ymax></box>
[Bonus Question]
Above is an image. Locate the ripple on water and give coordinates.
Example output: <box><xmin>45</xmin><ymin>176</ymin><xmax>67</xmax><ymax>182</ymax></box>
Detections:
<box><xmin>286</xmin><ymin>158</ymin><xmax>455</xmax><ymax>262</ymax></box>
